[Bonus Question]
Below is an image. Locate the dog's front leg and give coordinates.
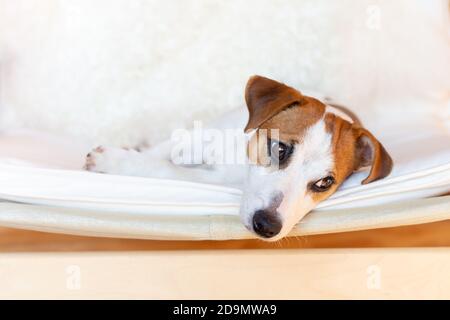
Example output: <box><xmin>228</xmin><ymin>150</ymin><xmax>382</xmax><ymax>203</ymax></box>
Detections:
<box><xmin>84</xmin><ymin>145</ymin><xmax>238</xmax><ymax>185</ymax></box>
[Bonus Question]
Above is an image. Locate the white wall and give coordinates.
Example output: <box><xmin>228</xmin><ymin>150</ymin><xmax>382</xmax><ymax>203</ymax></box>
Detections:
<box><xmin>0</xmin><ymin>0</ymin><xmax>448</xmax><ymax>146</ymax></box>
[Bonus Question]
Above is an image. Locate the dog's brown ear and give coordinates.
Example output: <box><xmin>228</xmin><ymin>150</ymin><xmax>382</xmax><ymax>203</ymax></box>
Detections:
<box><xmin>244</xmin><ymin>75</ymin><xmax>304</xmax><ymax>132</ymax></box>
<box><xmin>354</xmin><ymin>128</ymin><xmax>393</xmax><ymax>184</ymax></box>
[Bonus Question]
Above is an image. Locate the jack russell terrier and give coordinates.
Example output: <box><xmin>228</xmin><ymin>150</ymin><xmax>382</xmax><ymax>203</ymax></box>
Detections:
<box><xmin>85</xmin><ymin>75</ymin><xmax>393</xmax><ymax>241</ymax></box>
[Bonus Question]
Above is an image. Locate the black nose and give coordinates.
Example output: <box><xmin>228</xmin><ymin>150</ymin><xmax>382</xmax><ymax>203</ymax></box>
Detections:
<box><xmin>252</xmin><ymin>210</ymin><xmax>282</xmax><ymax>238</ymax></box>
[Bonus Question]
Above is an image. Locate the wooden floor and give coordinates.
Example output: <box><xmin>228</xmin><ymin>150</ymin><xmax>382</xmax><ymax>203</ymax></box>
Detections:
<box><xmin>2</xmin><ymin>219</ymin><xmax>450</xmax><ymax>252</ymax></box>
<box><xmin>3</xmin><ymin>248</ymin><xmax>450</xmax><ymax>299</ymax></box>
<box><xmin>3</xmin><ymin>222</ymin><xmax>450</xmax><ymax>299</ymax></box>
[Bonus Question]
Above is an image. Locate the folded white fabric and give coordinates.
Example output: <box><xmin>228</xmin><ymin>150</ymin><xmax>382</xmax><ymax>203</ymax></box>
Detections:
<box><xmin>0</xmin><ymin>196</ymin><xmax>449</xmax><ymax>240</ymax></box>
<box><xmin>0</xmin><ymin>125</ymin><xmax>448</xmax><ymax>239</ymax></box>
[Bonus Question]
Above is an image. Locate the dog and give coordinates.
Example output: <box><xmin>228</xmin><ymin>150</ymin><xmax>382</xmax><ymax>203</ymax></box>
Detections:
<box><xmin>85</xmin><ymin>75</ymin><xmax>393</xmax><ymax>241</ymax></box>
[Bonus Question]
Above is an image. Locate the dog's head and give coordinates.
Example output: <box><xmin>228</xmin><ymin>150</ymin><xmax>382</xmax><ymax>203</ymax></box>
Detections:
<box><xmin>240</xmin><ymin>76</ymin><xmax>393</xmax><ymax>241</ymax></box>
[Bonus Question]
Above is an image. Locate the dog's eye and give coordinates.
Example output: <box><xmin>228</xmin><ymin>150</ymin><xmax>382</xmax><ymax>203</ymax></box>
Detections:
<box><xmin>268</xmin><ymin>139</ymin><xmax>293</xmax><ymax>165</ymax></box>
<box><xmin>311</xmin><ymin>176</ymin><xmax>335</xmax><ymax>192</ymax></box>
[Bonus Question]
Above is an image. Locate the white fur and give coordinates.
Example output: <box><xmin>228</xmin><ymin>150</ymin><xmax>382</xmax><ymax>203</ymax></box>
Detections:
<box><xmin>0</xmin><ymin>0</ymin><xmax>449</xmax><ymax>146</ymax></box>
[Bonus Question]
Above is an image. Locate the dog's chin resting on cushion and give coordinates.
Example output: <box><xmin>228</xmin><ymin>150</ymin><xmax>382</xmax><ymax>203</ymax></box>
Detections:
<box><xmin>85</xmin><ymin>76</ymin><xmax>393</xmax><ymax>241</ymax></box>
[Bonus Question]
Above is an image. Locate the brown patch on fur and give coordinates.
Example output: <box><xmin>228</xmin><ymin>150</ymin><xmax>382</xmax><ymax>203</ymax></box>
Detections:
<box><xmin>327</xmin><ymin>114</ymin><xmax>358</xmax><ymax>181</ymax></box>
<box><xmin>247</xmin><ymin>96</ymin><xmax>326</xmax><ymax>166</ymax></box>
<box><xmin>261</xmin><ymin>96</ymin><xmax>326</xmax><ymax>140</ymax></box>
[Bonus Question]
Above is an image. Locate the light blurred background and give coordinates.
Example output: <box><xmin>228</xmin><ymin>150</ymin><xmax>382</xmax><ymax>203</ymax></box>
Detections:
<box><xmin>0</xmin><ymin>0</ymin><xmax>449</xmax><ymax>147</ymax></box>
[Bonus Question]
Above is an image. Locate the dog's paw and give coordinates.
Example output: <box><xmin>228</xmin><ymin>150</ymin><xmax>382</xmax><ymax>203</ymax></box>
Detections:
<box><xmin>84</xmin><ymin>146</ymin><xmax>133</xmax><ymax>174</ymax></box>
<box><xmin>84</xmin><ymin>146</ymin><xmax>107</xmax><ymax>173</ymax></box>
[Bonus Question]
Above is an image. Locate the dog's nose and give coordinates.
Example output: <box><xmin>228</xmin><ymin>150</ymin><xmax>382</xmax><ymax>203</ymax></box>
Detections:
<box><xmin>252</xmin><ymin>210</ymin><xmax>282</xmax><ymax>238</ymax></box>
